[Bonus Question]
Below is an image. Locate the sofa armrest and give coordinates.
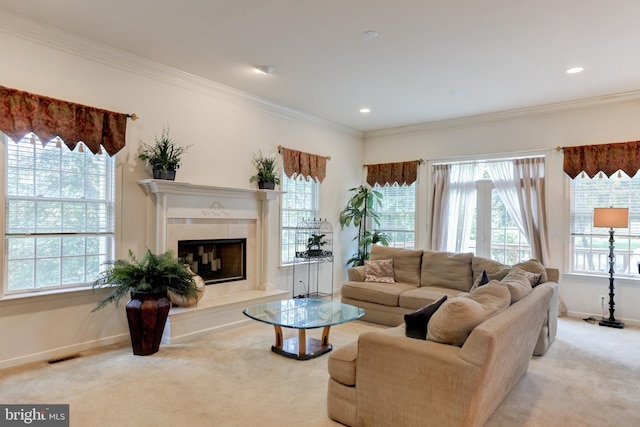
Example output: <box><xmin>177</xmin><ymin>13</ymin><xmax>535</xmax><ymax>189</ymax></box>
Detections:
<box><xmin>347</xmin><ymin>266</ymin><xmax>365</xmax><ymax>282</ymax></box>
<box><xmin>356</xmin><ymin>331</ymin><xmax>481</xmax><ymax>427</ymax></box>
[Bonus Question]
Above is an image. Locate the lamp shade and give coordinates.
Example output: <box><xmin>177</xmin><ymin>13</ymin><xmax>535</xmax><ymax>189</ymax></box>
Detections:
<box><xmin>593</xmin><ymin>207</ymin><xmax>629</xmax><ymax>228</ymax></box>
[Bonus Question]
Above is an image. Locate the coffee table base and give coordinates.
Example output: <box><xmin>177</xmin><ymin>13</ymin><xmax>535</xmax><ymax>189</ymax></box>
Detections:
<box><xmin>271</xmin><ymin>325</ymin><xmax>332</xmax><ymax>360</ymax></box>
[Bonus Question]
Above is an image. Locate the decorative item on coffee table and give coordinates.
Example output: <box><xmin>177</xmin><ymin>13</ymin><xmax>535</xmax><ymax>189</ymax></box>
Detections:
<box><xmin>138</xmin><ymin>126</ymin><xmax>191</xmax><ymax>180</ymax></box>
<box><xmin>249</xmin><ymin>150</ymin><xmax>281</xmax><ymax>189</ymax></box>
<box><xmin>91</xmin><ymin>249</ymin><xmax>198</xmax><ymax>355</ymax></box>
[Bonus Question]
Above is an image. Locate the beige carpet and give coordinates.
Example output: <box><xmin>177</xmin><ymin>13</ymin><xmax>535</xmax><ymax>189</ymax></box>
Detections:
<box><xmin>1</xmin><ymin>317</ymin><xmax>639</xmax><ymax>427</ymax></box>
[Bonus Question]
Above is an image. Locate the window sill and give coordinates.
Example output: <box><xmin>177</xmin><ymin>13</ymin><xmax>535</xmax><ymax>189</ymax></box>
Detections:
<box><xmin>0</xmin><ymin>285</ymin><xmax>96</xmax><ymax>306</ymax></box>
<box><xmin>562</xmin><ymin>272</ymin><xmax>640</xmax><ymax>285</ymax></box>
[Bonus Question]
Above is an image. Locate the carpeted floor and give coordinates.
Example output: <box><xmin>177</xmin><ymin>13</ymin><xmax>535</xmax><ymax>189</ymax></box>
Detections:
<box><xmin>1</xmin><ymin>317</ymin><xmax>639</xmax><ymax>426</ymax></box>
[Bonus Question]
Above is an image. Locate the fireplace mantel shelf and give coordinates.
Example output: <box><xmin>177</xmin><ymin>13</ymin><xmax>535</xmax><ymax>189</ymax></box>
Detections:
<box><xmin>138</xmin><ymin>179</ymin><xmax>284</xmax><ymax>200</ymax></box>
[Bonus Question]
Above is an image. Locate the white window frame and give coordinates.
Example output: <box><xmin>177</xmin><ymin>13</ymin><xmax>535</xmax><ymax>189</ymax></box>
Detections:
<box><xmin>570</xmin><ymin>172</ymin><xmax>640</xmax><ymax>277</ymax></box>
<box><xmin>2</xmin><ymin>133</ymin><xmax>116</xmax><ymax>296</ymax></box>
<box><xmin>373</xmin><ymin>182</ymin><xmax>416</xmax><ymax>249</ymax></box>
<box><xmin>280</xmin><ymin>173</ymin><xmax>320</xmax><ymax>265</ymax></box>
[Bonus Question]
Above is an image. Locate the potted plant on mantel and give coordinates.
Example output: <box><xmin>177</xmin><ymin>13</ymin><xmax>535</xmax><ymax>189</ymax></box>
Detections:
<box><xmin>139</xmin><ymin>126</ymin><xmax>191</xmax><ymax>181</ymax></box>
<box><xmin>92</xmin><ymin>249</ymin><xmax>198</xmax><ymax>356</ymax></box>
<box><xmin>249</xmin><ymin>150</ymin><xmax>281</xmax><ymax>189</ymax></box>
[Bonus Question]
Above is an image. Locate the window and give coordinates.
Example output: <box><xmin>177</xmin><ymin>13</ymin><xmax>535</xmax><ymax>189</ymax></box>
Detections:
<box><xmin>473</xmin><ymin>181</ymin><xmax>530</xmax><ymax>265</ymax></box>
<box><xmin>4</xmin><ymin>133</ymin><xmax>115</xmax><ymax>294</ymax></box>
<box><xmin>280</xmin><ymin>173</ymin><xmax>320</xmax><ymax>264</ymax></box>
<box><xmin>570</xmin><ymin>173</ymin><xmax>640</xmax><ymax>277</ymax></box>
<box><xmin>374</xmin><ymin>182</ymin><xmax>416</xmax><ymax>248</ymax></box>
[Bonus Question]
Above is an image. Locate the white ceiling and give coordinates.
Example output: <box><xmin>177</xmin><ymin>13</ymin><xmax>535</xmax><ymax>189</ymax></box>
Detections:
<box><xmin>2</xmin><ymin>0</ymin><xmax>640</xmax><ymax>132</ymax></box>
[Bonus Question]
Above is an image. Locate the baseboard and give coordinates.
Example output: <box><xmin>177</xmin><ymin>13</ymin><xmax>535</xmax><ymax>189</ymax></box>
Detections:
<box><xmin>0</xmin><ymin>334</ymin><xmax>129</xmax><ymax>371</ymax></box>
<box><xmin>565</xmin><ymin>311</ymin><xmax>640</xmax><ymax>327</ymax></box>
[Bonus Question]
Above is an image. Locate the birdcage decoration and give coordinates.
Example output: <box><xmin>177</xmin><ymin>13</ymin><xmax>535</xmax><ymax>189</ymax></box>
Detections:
<box><xmin>295</xmin><ymin>218</ymin><xmax>333</xmax><ymax>259</ymax></box>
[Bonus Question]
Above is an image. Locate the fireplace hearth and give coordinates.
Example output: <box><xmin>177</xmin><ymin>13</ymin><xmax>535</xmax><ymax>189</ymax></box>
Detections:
<box><xmin>178</xmin><ymin>238</ymin><xmax>246</xmax><ymax>285</ymax></box>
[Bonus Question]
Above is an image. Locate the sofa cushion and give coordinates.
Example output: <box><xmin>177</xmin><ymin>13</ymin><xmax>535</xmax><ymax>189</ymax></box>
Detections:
<box><xmin>328</xmin><ymin>341</ymin><xmax>358</xmax><ymax>386</ymax></box>
<box><xmin>500</xmin><ymin>267</ymin><xmax>535</xmax><ymax>303</ymax></box>
<box><xmin>427</xmin><ymin>281</ymin><xmax>511</xmax><ymax>346</ymax></box>
<box><xmin>513</xmin><ymin>259</ymin><xmax>547</xmax><ymax>284</ymax></box>
<box><xmin>472</xmin><ymin>256</ymin><xmax>511</xmax><ymax>282</ymax></box>
<box><xmin>370</xmin><ymin>245</ymin><xmax>423</xmax><ymax>286</ymax></box>
<box><xmin>398</xmin><ymin>286</ymin><xmax>462</xmax><ymax>310</ymax></box>
<box><xmin>364</xmin><ymin>259</ymin><xmax>395</xmax><ymax>283</ymax></box>
<box><xmin>404</xmin><ymin>295</ymin><xmax>448</xmax><ymax>340</ymax></box>
<box><xmin>420</xmin><ymin>251</ymin><xmax>474</xmax><ymax>291</ymax></box>
<box><xmin>341</xmin><ymin>281</ymin><xmax>416</xmax><ymax>307</ymax></box>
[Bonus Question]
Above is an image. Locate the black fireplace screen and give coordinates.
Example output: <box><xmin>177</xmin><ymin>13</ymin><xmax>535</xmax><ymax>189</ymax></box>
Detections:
<box><xmin>177</xmin><ymin>238</ymin><xmax>246</xmax><ymax>285</ymax></box>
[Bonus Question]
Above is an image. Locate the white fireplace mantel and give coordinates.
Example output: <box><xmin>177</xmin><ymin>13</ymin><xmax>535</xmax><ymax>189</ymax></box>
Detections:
<box><xmin>138</xmin><ymin>179</ymin><xmax>283</xmax><ymax>291</ymax></box>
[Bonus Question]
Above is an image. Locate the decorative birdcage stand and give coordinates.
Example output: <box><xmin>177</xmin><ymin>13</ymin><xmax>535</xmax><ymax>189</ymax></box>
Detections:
<box><xmin>292</xmin><ymin>219</ymin><xmax>334</xmax><ymax>299</ymax></box>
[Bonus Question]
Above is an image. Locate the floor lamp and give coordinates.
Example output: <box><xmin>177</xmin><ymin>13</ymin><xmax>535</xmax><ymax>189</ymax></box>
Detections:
<box><xmin>593</xmin><ymin>207</ymin><xmax>628</xmax><ymax>329</ymax></box>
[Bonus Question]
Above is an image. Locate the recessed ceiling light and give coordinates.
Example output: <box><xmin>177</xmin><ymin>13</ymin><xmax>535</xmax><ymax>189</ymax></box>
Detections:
<box><xmin>360</xmin><ymin>108</ymin><xmax>371</xmax><ymax>113</ymax></box>
<box><xmin>254</xmin><ymin>65</ymin><xmax>274</xmax><ymax>75</ymax></box>
<box><xmin>362</xmin><ymin>30</ymin><xmax>379</xmax><ymax>39</ymax></box>
<box><xmin>566</xmin><ymin>67</ymin><xmax>584</xmax><ymax>74</ymax></box>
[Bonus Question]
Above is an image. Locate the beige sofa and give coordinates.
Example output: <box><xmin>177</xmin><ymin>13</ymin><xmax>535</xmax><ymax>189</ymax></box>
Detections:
<box><xmin>340</xmin><ymin>245</ymin><xmax>559</xmax><ymax>356</ymax></box>
<box><xmin>327</xmin><ymin>280</ymin><xmax>554</xmax><ymax>427</ymax></box>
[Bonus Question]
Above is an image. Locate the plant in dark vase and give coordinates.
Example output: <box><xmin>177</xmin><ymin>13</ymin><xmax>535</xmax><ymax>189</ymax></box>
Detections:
<box><xmin>92</xmin><ymin>249</ymin><xmax>197</xmax><ymax>356</ymax></box>
<box><xmin>139</xmin><ymin>127</ymin><xmax>190</xmax><ymax>181</ymax></box>
<box><xmin>306</xmin><ymin>233</ymin><xmax>328</xmax><ymax>257</ymax></box>
<box><xmin>339</xmin><ymin>185</ymin><xmax>390</xmax><ymax>267</ymax></box>
<box><xmin>249</xmin><ymin>151</ymin><xmax>281</xmax><ymax>189</ymax></box>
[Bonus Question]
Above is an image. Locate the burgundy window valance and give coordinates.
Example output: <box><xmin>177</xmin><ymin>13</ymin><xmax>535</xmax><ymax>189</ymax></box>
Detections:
<box><xmin>366</xmin><ymin>160</ymin><xmax>419</xmax><ymax>187</ymax></box>
<box><xmin>0</xmin><ymin>85</ymin><xmax>128</xmax><ymax>156</ymax></box>
<box><xmin>280</xmin><ymin>146</ymin><xmax>329</xmax><ymax>182</ymax></box>
<box><xmin>563</xmin><ymin>140</ymin><xmax>640</xmax><ymax>179</ymax></box>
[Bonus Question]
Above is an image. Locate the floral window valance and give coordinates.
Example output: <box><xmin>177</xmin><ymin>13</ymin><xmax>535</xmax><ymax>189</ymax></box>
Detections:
<box><xmin>366</xmin><ymin>160</ymin><xmax>420</xmax><ymax>187</ymax></box>
<box><xmin>280</xmin><ymin>146</ymin><xmax>329</xmax><ymax>182</ymax></box>
<box><xmin>563</xmin><ymin>140</ymin><xmax>640</xmax><ymax>179</ymax></box>
<box><xmin>0</xmin><ymin>85</ymin><xmax>129</xmax><ymax>156</ymax></box>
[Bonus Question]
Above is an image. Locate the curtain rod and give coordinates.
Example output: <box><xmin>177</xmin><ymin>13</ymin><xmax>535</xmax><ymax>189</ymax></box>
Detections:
<box><xmin>362</xmin><ymin>159</ymin><xmax>424</xmax><ymax>167</ymax></box>
<box><xmin>126</xmin><ymin>113</ymin><xmax>139</xmax><ymax>121</ymax></box>
<box><xmin>277</xmin><ymin>145</ymin><xmax>331</xmax><ymax>160</ymax></box>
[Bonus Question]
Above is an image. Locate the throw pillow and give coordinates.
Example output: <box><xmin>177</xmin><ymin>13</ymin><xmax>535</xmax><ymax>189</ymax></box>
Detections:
<box><xmin>404</xmin><ymin>295</ymin><xmax>448</xmax><ymax>340</ymax></box>
<box><xmin>364</xmin><ymin>258</ymin><xmax>395</xmax><ymax>283</ymax></box>
<box><xmin>500</xmin><ymin>267</ymin><xmax>536</xmax><ymax>303</ymax></box>
<box><xmin>469</xmin><ymin>270</ymin><xmax>490</xmax><ymax>292</ymax></box>
<box><xmin>427</xmin><ymin>281</ymin><xmax>511</xmax><ymax>346</ymax></box>
<box><xmin>370</xmin><ymin>245</ymin><xmax>423</xmax><ymax>285</ymax></box>
<box><xmin>513</xmin><ymin>259</ymin><xmax>547</xmax><ymax>284</ymax></box>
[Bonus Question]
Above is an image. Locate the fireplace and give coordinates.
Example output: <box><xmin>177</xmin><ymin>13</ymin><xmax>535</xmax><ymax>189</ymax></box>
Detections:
<box><xmin>178</xmin><ymin>238</ymin><xmax>246</xmax><ymax>285</ymax></box>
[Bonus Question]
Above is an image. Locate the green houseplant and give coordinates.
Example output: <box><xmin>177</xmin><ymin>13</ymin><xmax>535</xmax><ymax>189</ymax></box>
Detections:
<box><xmin>249</xmin><ymin>151</ymin><xmax>281</xmax><ymax>189</ymax></box>
<box><xmin>339</xmin><ymin>185</ymin><xmax>390</xmax><ymax>267</ymax></box>
<box><xmin>139</xmin><ymin>127</ymin><xmax>190</xmax><ymax>180</ymax></box>
<box><xmin>306</xmin><ymin>233</ymin><xmax>328</xmax><ymax>257</ymax></box>
<box><xmin>92</xmin><ymin>249</ymin><xmax>197</xmax><ymax>355</ymax></box>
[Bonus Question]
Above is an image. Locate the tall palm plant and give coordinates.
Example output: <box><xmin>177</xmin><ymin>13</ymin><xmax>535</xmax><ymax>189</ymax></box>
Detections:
<box><xmin>339</xmin><ymin>185</ymin><xmax>389</xmax><ymax>267</ymax></box>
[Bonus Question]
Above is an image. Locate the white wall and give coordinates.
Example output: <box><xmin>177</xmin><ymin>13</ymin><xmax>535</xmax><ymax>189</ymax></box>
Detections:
<box><xmin>364</xmin><ymin>101</ymin><xmax>640</xmax><ymax>325</ymax></box>
<box><xmin>0</xmin><ymin>26</ymin><xmax>363</xmax><ymax>369</ymax></box>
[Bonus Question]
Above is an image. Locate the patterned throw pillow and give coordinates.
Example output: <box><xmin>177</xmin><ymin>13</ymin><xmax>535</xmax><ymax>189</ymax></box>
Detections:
<box><xmin>364</xmin><ymin>259</ymin><xmax>395</xmax><ymax>283</ymax></box>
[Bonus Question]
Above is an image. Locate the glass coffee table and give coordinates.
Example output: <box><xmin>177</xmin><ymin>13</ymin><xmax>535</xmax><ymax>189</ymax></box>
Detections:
<box><xmin>243</xmin><ymin>298</ymin><xmax>365</xmax><ymax>360</ymax></box>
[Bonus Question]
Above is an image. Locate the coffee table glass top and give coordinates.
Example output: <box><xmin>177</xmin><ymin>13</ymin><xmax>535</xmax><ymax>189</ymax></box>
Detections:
<box><xmin>243</xmin><ymin>298</ymin><xmax>365</xmax><ymax>329</ymax></box>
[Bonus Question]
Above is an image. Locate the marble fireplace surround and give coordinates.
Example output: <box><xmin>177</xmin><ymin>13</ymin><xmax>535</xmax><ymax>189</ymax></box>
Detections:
<box><xmin>138</xmin><ymin>179</ymin><xmax>288</xmax><ymax>343</ymax></box>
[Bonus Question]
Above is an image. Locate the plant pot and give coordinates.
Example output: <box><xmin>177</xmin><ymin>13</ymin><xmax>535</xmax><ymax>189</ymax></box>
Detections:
<box><xmin>306</xmin><ymin>249</ymin><xmax>324</xmax><ymax>257</ymax></box>
<box><xmin>126</xmin><ymin>291</ymin><xmax>171</xmax><ymax>356</ymax></box>
<box><xmin>258</xmin><ymin>181</ymin><xmax>275</xmax><ymax>190</ymax></box>
<box><xmin>153</xmin><ymin>169</ymin><xmax>176</xmax><ymax>180</ymax></box>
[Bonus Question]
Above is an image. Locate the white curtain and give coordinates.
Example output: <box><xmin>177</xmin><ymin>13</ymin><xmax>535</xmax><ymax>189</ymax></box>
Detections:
<box><xmin>430</xmin><ymin>163</ymin><xmax>478</xmax><ymax>252</ymax></box>
<box><xmin>487</xmin><ymin>157</ymin><xmax>549</xmax><ymax>264</ymax></box>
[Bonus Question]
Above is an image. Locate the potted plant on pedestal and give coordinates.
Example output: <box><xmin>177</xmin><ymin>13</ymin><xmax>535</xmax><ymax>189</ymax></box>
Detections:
<box><xmin>139</xmin><ymin>127</ymin><xmax>190</xmax><ymax>180</ymax></box>
<box><xmin>92</xmin><ymin>249</ymin><xmax>197</xmax><ymax>356</ymax></box>
<box><xmin>249</xmin><ymin>151</ymin><xmax>281</xmax><ymax>189</ymax></box>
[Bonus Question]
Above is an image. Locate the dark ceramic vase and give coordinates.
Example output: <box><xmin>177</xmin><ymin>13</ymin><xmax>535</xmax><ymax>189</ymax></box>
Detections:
<box><xmin>126</xmin><ymin>291</ymin><xmax>171</xmax><ymax>356</ymax></box>
<box><xmin>258</xmin><ymin>181</ymin><xmax>275</xmax><ymax>190</ymax></box>
<box><xmin>152</xmin><ymin>169</ymin><xmax>176</xmax><ymax>180</ymax></box>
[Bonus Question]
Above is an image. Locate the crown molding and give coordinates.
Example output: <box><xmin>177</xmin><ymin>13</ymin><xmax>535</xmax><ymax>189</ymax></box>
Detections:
<box><xmin>0</xmin><ymin>10</ymin><xmax>362</xmax><ymax>139</ymax></box>
<box><xmin>365</xmin><ymin>91</ymin><xmax>640</xmax><ymax>141</ymax></box>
